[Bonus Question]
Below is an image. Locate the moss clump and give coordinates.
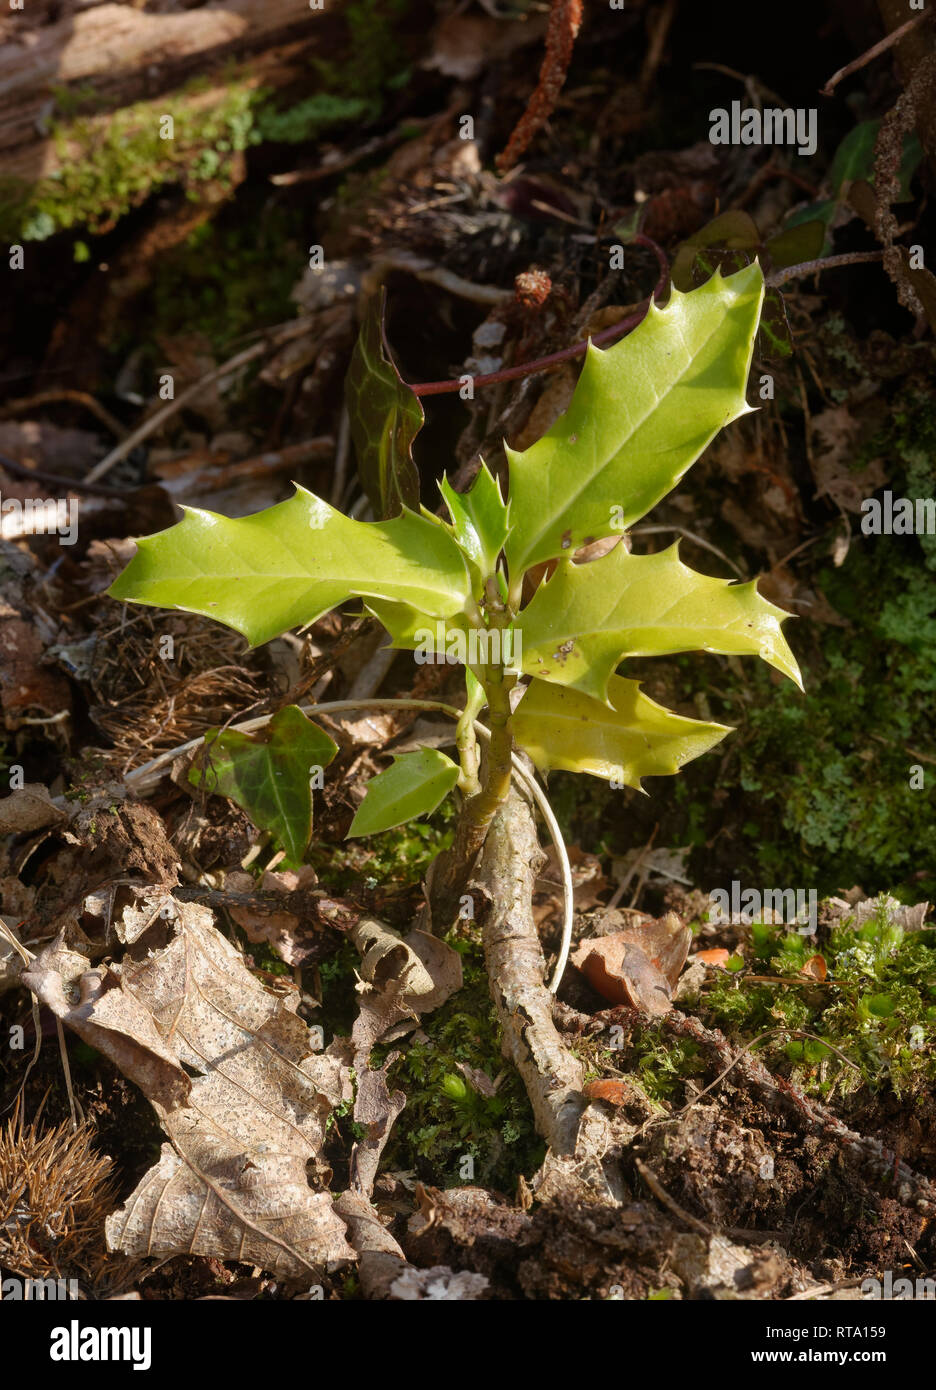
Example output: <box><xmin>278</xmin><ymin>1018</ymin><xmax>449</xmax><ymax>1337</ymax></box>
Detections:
<box><xmin>319</xmin><ymin>0</ymin><xmax>412</xmax><ymax>106</ymax></box>
<box><xmin>376</xmin><ymin>937</ymin><xmax>543</xmax><ymax>1190</ymax></box>
<box><xmin>588</xmin><ymin>1031</ymin><xmax>706</xmax><ymax>1107</ymax></box>
<box><xmin>309</xmin><ymin>802</ymin><xmax>456</xmax><ymax>897</ymax></box>
<box><xmin>255</xmin><ymin>94</ymin><xmax>371</xmax><ymax>144</ymax></box>
<box><xmin>0</xmin><ymin>78</ymin><xmax>263</xmax><ymax>243</ymax></box>
<box><xmin>703</xmin><ymin>896</ymin><xmax>936</xmax><ymax>1099</ymax></box>
<box><xmin>146</xmin><ymin>205</ymin><xmax>302</xmax><ymax>355</ymax></box>
<box><xmin>2</xmin><ymin>0</ymin><xmax>415</xmax><ymax>243</ymax></box>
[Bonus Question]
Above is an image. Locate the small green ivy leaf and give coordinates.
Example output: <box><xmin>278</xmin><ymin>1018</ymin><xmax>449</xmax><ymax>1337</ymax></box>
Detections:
<box><xmin>504</xmin><ymin>262</ymin><xmax>764</xmax><ymax>580</ymax></box>
<box><xmin>345</xmin><ymin>288</ymin><xmax>423</xmax><ymax>519</ymax></box>
<box><xmin>108</xmin><ymin>486</ymin><xmax>472</xmax><ymax>647</ymax></box>
<box><xmin>189</xmin><ymin>705</ymin><xmax>338</xmax><ymax>866</ymax></box>
<box><xmin>348</xmin><ymin>748</ymin><xmax>460</xmax><ymax>837</ymax></box>
<box><xmin>518</xmin><ymin>540</ymin><xmax>801</xmax><ymax>702</ymax></box>
<box><xmin>439</xmin><ymin>461</ymin><xmax>510</xmax><ymax>580</ymax></box>
<box><xmin>512</xmin><ymin>675</ymin><xmax>730</xmax><ymax>788</ymax></box>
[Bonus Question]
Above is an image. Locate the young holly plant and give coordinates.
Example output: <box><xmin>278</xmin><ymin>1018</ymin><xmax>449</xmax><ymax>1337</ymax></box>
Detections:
<box><xmin>109</xmin><ymin>260</ymin><xmax>801</xmax><ymax>881</ymax></box>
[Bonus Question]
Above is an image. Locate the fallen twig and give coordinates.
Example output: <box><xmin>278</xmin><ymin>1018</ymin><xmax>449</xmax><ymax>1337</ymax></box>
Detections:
<box><xmin>820</xmin><ymin>11</ymin><xmax>931</xmax><ymax>97</ymax></box>
<box><xmin>766</xmin><ymin>251</ymin><xmax>884</xmax><ymax>288</ymax></box>
<box><xmin>0</xmin><ymin>388</ymin><xmax>127</xmax><ymax>438</ymax></box>
<box><xmin>409</xmin><ymin>235</ymin><xmax>669</xmax><ymax>397</ymax></box>
<box><xmin>84</xmin><ymin>318</ymin><xmax>314</xmax><ymax>483</ymax></box>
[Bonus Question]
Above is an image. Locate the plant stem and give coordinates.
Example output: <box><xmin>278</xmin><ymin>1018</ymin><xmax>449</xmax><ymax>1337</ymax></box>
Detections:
<box><xmin>465</xmin><ymin>664</ymin><xmax>516</xmax><ymax>842</ymax></box>
<box><xmin>455</xmin><ymin>679</ymin><xmax>485</xmax><ymax>795</ymax></box>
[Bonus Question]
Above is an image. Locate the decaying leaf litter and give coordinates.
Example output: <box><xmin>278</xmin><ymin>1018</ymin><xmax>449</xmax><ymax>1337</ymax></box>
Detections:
<box><xmin>1</xmin><ymin>0</ymin><xmax>936</xmax><ymax>1302</ymax></box>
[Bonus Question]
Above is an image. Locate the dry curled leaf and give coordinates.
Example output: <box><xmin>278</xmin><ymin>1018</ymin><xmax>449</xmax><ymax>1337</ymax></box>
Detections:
<box><xmin>24</xmin><ymin>890</ymin><xmax>354</xmax><ymax>1278</ymax></box>
<box><xmin>571</xmin><ymin>913</ymin><xmax>691</xmax><ymax>1015</ymax></box>
<box><xmin>695</xmin><ymin>947</ymin><xmax>731</xmax><ymax>967</ymax></box>
<box><xmin>350</xmin><ymin>919</ymin><xmax>463</xmax><ymax>1055</ymax></box>
<box><xmin>800</xmin><ymin>954</ymin><xmax>827</xmax><ymax>983</ymax></box>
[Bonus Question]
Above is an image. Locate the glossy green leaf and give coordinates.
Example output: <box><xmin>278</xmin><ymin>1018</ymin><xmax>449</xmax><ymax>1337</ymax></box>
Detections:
<box><xmin>504</xmin><ymin>262</ymin><xmax>764</xmax><ymax>579</ymax></box>
<box><xmin>785</xmin><ymin>123</ymin><xmax>922</xmax><ymax>247</ymax></box>
<box><xmin>671</xmin><ymin>212</ymin><xmax>812</xmax><ymax>360</ymax></box>
<box><xmin>519</xmin><ymin>541</ymin><xmax>800</xmax><ymax>702</ymax></box>
<box><xmin>364</xmin><ymin>596</ymin><xmax>471</xmax><ymax>656</ymax></box>
<box><xmin>190</xmin><ymin>705</ymin><xmax>338</xmax><ymax>866</ymax></box>
<box><xmin>109</xmin><ymin>486</ymin><xmax>472</xmax><ymax>648</ymax></box>
<box><xmin>345</xmin><ymin>288</ymin><xmax>423</xmax><ymax>518</ymax></box>
<box><xmin>827</xmin><ymin>119</ymin><xmax>880</xmax><ymax>192</ymax></box>
<box><xmin>439</xmin><ymin>461</ymin><xmax>510</xmax><ymax>580</ymax></box>
<box><xmin>512</xmin><ymin>675</ymin><xmax>730</xmax><ymax>789</ymax></box>
<box><xmin>347</xmin><ymin>748</ymin><xmax>460</xmax><ymax>837</ymax></box>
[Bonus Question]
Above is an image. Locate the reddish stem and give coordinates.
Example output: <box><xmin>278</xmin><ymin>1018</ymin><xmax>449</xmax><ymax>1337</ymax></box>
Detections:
<box><xmin>408</xmin><ymin>234</ymin><xmax>669</xmax><ymax>398</ymax></box>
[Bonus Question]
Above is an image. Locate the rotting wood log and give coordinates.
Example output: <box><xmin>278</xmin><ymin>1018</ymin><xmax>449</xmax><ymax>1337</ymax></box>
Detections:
<box><xmin>0</xmin><ymin>0</ymin><xmax>349</xmax><ymax>183</ymax></box>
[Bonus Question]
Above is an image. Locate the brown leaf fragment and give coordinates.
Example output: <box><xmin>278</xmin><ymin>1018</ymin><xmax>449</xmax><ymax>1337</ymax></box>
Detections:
<box><xmin>349</xmin><ymin>919</ymin><xmax>463</xmax><ymax>1056</ymax></box>
<box><xmin>0</xmin><ymin>611</ymin><xmax>72</xmax><ymax>729</ymax></box>
<box><xmin>571</xmin><ymin>913</ymin><xmax>691</xmax><ymax>1014</ymax></box>
<box><xmin>105</xmin><ymin>1143</ymin><xmax>349</xmax><ymax>1280</ymax></box>
<box><xmin>801</xmin><ymin>954</ymin><xmax>827</xmax><ymax>982</ymax></box>
<box><xmin>349</xmin><ymin>1060</ymin><xmax>406</xmax><ymax>1201</ymax></box>
<box><xmin>23</xmin><ymin>917</ymin><xmax>191</xmax><ymax>1114</ymax></box>
<box><xmin>810</xmin><ymin>407</ymin><xmax>888</xmax><ymax>512</ymax></box>
<box><xmin>455</xmin><ymin>1062</ymin><xmax>498</xmax><ymax>1098</ymax></box>
<box><xmin>342</xmin><ymin>921</ymin><xmax>461</xmax><ymax>1223</ymax></box>
<box><xmin>0</xmin><ymin>784</ymin><xmax>66</xmax><ymax>835</ymax></box>
<box><xmin>24</xmin><ymin>890</ymin><xmax>354</xmax><ymax>1278</ymax></box>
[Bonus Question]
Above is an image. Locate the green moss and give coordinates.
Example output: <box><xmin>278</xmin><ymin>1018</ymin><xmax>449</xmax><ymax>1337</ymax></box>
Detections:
<box><xmin>256</xmin><ymin>94</ymin><xmax>371</xmax><ymax>144</ymax></box>
<box><xmin>0</xmin><ymin>79</ymin><xmax>265</xmax><ymax>242</ymax></box>
<box><xmin>309</xmin><ymin>802</ymin><xmax>456</xmax><ymax>896</ymax></box>
<box><xmin>703</xmin><ymin>896</ymin><xmax>936</xmax><ymax>1099</ymax></box>
<box><xmin>374</xmin><ymin>936</ymin><xmax>543</xmax><ymax>1189</ymax></box>
<box><xmin>630</xmin><ymin>1033</ymin><xmax>706</xmax><ymax>1105</ymax></box>
<box><xmin>145</xmin><ymin>206</ymin><xmax>301</xmax><ymax>355</ymax></box>
<box><xmin>2</xmin><ymin>0</ymin><xmax>415</xmax><ymax>242</ymax></box>
<box><xmin>324</xmin><ymin>0</ymin><xmax>412</xmax><ymax>103</ymax></box>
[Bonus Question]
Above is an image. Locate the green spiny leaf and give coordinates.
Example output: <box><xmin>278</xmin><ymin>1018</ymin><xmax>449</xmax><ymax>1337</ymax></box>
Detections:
<box><xmin>345</xmin><ymin>288</ymin><xmax>423</xmax><ymax>518</ymax></box>
<box><xmin>503</xmin><ymin>262</ymin><xmax>764</xmax><ymax>580</ymax></box>
<box><xmin>189</xmin><ymin>705</ymin><xmax>338</xmax><ymax>866</ymax></box>
<box><xmin>108</xmin><ymin>486</ymin><xmax>472</xmax><ymax>647</ymax></box>
<box><xmin>347</xmin><ymin>748</ymin><xmax>460</xmax><ymax>837</ymax></box>
<box><xmin>518</xmin><ymin>540</ymin><xmax>801</xmax><ymax>702</ymax></box>
<box><xmin>363</xmin><ymin>597</ymin><xmax>472</xmax><ymax>656</ymax></box>
<box><xmin>511</xmin><ymin>674</ymin><xmax>730</xmax><ymax>788</ymax></box>
<box><xmin>439</xmin><ymin>461</ymin><xmax>510</xmax><ymax>580</ymax></box>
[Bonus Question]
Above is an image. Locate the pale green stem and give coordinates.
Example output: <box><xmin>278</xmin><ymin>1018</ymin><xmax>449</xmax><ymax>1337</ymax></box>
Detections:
<box><xmin>455</xmin><ymin>678</ymin><xmax>485</xmax><ymax>795</ymax></box>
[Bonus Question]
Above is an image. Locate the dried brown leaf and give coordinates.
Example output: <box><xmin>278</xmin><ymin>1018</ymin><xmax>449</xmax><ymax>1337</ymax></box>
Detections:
<box><xmin>0</xmin><ymin>784</ymin><xmax>66</xmax><ymax>835</ymax></box>
<box><xmin>571</xmin><ymin>913</ymin><xmax>691</xmax><ymax>1015</ymax></box>
<box><xmin>24</xmin><ymin>890</ymin><xmax>354</xmax><ymax>1278</ymax></box>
